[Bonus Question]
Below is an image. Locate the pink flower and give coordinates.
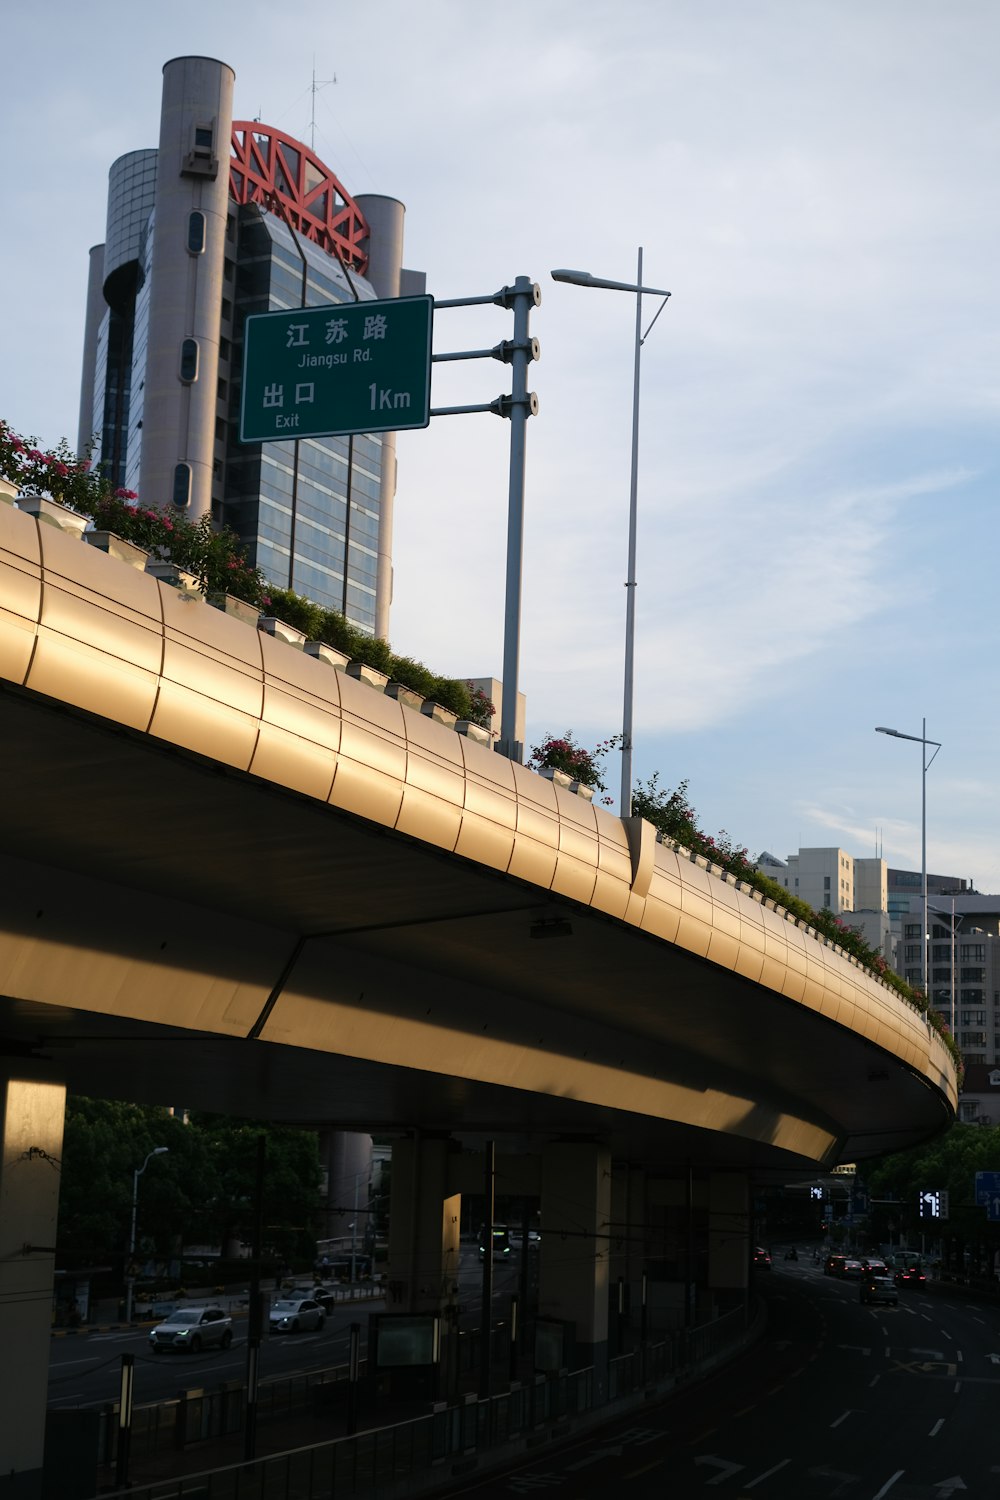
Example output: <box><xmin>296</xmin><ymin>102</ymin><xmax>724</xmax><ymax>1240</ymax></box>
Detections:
<box><xmin>54</xmin><ymin>463</ymin><xmax>69</xmax><ymax>477</ymax></box>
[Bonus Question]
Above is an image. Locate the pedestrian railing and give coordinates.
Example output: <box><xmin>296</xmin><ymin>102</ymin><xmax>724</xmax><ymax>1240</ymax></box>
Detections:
<box><xmin>92</xmin><ymin>1302</ymin><xmax>756</xmax><ymax>1500</ymax></box>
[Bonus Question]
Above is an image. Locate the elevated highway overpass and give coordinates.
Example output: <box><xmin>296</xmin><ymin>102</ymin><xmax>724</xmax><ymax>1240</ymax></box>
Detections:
<box><xmin>0</xmin><ymin>501</ymin><xmax>957</xmax><ymax>1495</ymax></box>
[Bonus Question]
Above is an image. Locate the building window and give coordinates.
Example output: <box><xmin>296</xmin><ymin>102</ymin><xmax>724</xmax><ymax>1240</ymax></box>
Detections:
<box><xmin>179</xmin><ymin>339</ymin><xmax>199</xmax><ymax>383</ymax></box>
<box><xmin>194</xmin><ymin>126</ymin><xmax>214</xmax><ymax>150</ymax></box>
<box><xmin>905</xmin><ymin>944</ymin><xmax>921</xmax><ymax>963</ymax></box>
<box><xmin>962</xmin><ymin>968</ymin><xmax>986</xmax><ymax>984</ymax></box>
<box><xmin>932</xmin><ymin>944</ymin><xmax>952</xmax><ymax>962</ymax></box>
<box><xmin>960</xmin><ymin>1103</ymin><xmax>979</xmax><ymax>1123</ymax></box>
<box><xmin>905</xmin><ymin>923</ymin><xmax>921</xmax><ymax>939</ymax></box>
<box><xmin>172</xmin><ymin>463</ymin><xmax>192</xmax><ymax>508</ymax></box>
<box><xmin>962</xmin><ymin>944</ymin><xmax>986</xmax><ymax>963</ymax></box>
<box><xmin>962</xmin><ymin>1032</ymin><xmax>987</xmax><ymax>1047</ymax></box>
<box><xmin>961</xmin><ymin>1011</ymin><xmax>986</xmax><ymax>1027</ymax></box>
<box><xmin>187</xmin><ymin>211</ymin><xmax>206</xmax><ymax>255</ymax></box>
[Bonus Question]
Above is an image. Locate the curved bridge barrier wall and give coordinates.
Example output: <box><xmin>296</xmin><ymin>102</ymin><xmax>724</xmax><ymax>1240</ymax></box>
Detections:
<box><xmin>0</xmin><ymin>506</ymin><xmax>958</xmax><ymax>1119</ymax></box>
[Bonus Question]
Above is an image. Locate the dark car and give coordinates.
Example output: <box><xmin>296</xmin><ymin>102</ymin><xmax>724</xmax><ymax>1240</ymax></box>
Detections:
<box><xmin>753</xmin><ymin>1247</ymin><xmax>772</xmax><ymax>1270</ymax></box>
<box><xmin>840</xmin><ymin>1258</ymin><xmax>865</xmax><ymax>1279</ymax></box>
<box><xmin>308</xmin><ymin>1285</ymin><xmax>338</xmax><ymax>1314</ymax></box>
<box><xmin>824</xmin><ymin>1253</ymin><xmax>846</xmax><ymax>1277</ymax></box>
<box><xmin>862</xmin><ymin>1259</ymin><xmax>888</xmax><ymax>1277</ymax></box>
<box><xmin>861</xmin><ymin>1273</ymin><xmax>899</xmax><ymax>1306</ymax></box>
<box><xmin>895</xmin><ymin>1264</ymin><xmax>926</xmax><ymax>1288</ymax></box>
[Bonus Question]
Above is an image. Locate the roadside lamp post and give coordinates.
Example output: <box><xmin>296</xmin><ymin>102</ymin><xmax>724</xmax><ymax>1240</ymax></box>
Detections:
<box><xmin>551</xmin><ymin>252</ymin><xmax>671</xmax><ymax>815</ymax></box>
<box><xmin>875</xmin><ymin>720</ymin><xmax>941</xmax><ymax>1006</ymax></box>
<box><xmin>125</xmin><ymin>1146</ymin><xmax>169</xmax><ymax>1324</ymax></box>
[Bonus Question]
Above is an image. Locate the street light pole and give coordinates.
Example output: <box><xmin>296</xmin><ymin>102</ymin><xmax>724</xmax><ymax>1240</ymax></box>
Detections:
<box><xmin>876</xmin><ymin>720</ymin><xmax>942</xmax><ymax>1005</ymax></box>
<box><xmin>125</xmin><ymin>1146</ymin><xmax>168</xmax><ymax>1324</ymax></box>
<box><xmin>551</xmin><ymin>254</ymin><xmax>671</xmax><ymax>815</ymax></box>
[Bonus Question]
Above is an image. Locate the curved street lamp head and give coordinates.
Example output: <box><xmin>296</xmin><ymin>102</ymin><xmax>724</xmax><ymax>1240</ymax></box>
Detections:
<box><xmin>550</xmin><ymin>267</ymin><xmax>671</xmax><ymax>297</ymax></box>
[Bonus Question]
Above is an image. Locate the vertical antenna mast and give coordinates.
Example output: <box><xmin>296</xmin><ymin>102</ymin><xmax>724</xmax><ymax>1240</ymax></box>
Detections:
<box><xmin>310</xmin><ymin>56</ymin><xmax>337</xmax><ymax>152</ymax></box>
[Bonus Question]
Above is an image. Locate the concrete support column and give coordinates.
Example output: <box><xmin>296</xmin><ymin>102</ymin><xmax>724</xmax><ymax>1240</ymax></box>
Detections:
<box><xmin>386</xmin><ymin>1136</ymin><xmax>460</xmax><ymax>1316</ymax></box>
<box><xmin>538</xmin><ymin>1141</ymin><xmax>611</xmax><ymax>1395</ymax></box>
<box><xmin>609</xmin><ymin>1163</ymin><xmax>646</xmax><ymax>1339</ymax></box>
<box><xmin>0</xmin><ymin>1074</ymin><xmax>67</xmax><ymax>1500</ymax></box>
<box><xmin>708</xmin><ymin>1171</ymin><xmax>750</xmax><ymax>1314</ymax></box>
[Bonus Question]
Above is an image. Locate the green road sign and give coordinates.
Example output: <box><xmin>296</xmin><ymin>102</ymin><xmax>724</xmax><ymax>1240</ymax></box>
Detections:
<box><xmin>240</xmin><ymin>295</ymin><xmax>433</xmax><ymax>443</ymax></box>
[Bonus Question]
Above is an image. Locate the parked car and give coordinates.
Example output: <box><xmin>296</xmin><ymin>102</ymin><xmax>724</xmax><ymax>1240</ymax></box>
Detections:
<box><xmin>895</xmin><ymin>1264</ymin><xmax>927</xmax><ymax>1288</ymax></box>
<box><xmin>860</xmin><ymin>1273</ymin><xmax>899</xmax><ymax>1306</ymax></box>
<box><xmin>149</xmin><ymin>1305</ymin><xmax>233</xmax><ymax>1354</ymax></box>
<box><xmin>268</xmin><ymin>1297</ymin><xmax>325</xmax><ymax>1333</ymax></box>
<box><xmin>752</xmin><ymin>1247</ymin><xmax>772</xmax><ymax>1270</ymax></box>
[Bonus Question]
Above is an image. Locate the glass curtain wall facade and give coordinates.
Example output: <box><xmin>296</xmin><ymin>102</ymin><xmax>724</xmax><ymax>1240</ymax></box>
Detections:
<box><xmin>78</xmin><ymin>59</ymin><xmax>412</xmax><ymax>639</ymax></box>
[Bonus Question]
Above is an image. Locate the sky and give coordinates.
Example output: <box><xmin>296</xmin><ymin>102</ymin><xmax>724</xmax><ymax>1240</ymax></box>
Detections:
<box><xmin>3</xmin><ymin>1</ymin><xmax>999</xmax><ymax>889</ymax></box>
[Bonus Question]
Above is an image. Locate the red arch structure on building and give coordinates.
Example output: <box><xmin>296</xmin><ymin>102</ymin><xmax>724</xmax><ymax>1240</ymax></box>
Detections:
<box><xmin>230</xmin><ymin>122</ymin><xmax>369</xmax><ymax>274</ymax></box>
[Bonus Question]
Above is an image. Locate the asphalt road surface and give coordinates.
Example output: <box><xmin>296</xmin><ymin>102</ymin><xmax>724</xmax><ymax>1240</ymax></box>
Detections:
<box><xmin>48</xmin><ymin>1249</ymin><xmax>523</xmax><ymax>1410</ymax></box>
<box><xmin>432</xmin><ymin>1257</ymin><xmax>1000</xmax><ymax>1500</ymax></box>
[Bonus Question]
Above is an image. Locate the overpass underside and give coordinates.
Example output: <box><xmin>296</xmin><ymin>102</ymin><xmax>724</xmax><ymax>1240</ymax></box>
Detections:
<box><xmin>0</xmin><ymin>501</ymin><xmax>955</xmax><ymax>1170</ymax></box>
<box><xmin>0</xmin><ymin>500</ymin><xmax>958</xmax><ymax>1497</ymax></box>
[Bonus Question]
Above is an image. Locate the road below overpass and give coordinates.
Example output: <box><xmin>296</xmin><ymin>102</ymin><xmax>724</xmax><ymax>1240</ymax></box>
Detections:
<box><xmin>426</xmin><ymin>1258</ymin><xmax>1000</xmax><ymax>1499</ymax></box>
<box><xmin>48</xmin><ymin>1248</ymin><xmax>525</xmax><ymax>1412</ymax></box>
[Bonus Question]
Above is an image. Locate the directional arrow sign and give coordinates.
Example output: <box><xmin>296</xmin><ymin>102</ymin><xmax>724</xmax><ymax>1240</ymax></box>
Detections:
<box><xmin>974</xmin><ymin>1171</ymin><xmax>1000</xmax><ymax>1219</ymax></box>
<box><xmin>986</xmin><ymin>1352</ymin><xmax>1000</xmax><ymax>1364</ymax></box>
<box><xmin>934</xmin><ymin>1480</ymin><xmax>967</xmax><ymax>1496</ymax></box>
<box><xmin>694</xmin><ymin>1456</ymin><xmax>744</xmax><ymax>1485</ymax></box>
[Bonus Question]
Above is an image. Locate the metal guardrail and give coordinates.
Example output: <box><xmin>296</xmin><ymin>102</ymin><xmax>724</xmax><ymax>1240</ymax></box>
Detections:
<box><xmin>93</xmin><ymin>1304</ymin><xmax>754</xmax><ymax>1499</ymax></box>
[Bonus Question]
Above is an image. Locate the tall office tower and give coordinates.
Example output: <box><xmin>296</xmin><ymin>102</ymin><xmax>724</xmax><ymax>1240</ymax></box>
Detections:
<box><xmin>78</xmin><ymin>55</ymin><xmax>424</xmax><ymax>637</ymax></box>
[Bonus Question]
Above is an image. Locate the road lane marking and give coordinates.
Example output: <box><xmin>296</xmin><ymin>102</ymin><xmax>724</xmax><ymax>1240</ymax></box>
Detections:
<box><xmin>871</xmin><ymin>1471</ymin><xmax>905</xmax><ymax>1498</ymax></box>
<box><xmin>830</xmin><ymin>1411</ymin><xmax>852</xmax><ymax>1428</ymax></box>
<box><xmin>929</xmin><ymin>1418</ymin><xmax>945</xmax><ymax>1435</ymax></box>
<box><xmin>694</xmin><ymin>1456</ymin><xmax>744</xmax><ymax>1485</ymax></box>
<box><xmin>956</xmin><ymin>1349</ymin><xmax>962</xmax><ymax>1361</ymax></box>
<box><xmin>744</xmin><ymin>1459</ymin><xmax>790</xmax><ymax>1488</ymax></box>
<box><xmin>870</xmin><ymin>1375</ymin><xmax>881</xmax><ymax>1387</ymax></box>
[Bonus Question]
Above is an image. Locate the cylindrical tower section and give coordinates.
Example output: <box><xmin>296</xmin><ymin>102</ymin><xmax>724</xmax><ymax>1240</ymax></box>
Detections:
<box><xmin>355</xmin><ymin>196</ymin><xmax>406</xmax><ymax>640</ymax></box>
<box><xmin>77</xmin><ymin>245</ymin><xmax>106</xmax><ymax>457</ymax></box>
<box><xmin>140</xmin><ymin>56</ymin><xmax>235</xmax><ymax>517</ymax></box>
<box><xmin>103</xmin><ymin>150</ymin><xmax>158</xmax><ymax>297</ymax></box>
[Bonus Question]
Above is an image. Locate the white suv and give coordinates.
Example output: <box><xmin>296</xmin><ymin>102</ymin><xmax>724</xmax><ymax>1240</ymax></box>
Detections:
<box><xmin>149</xmin><ymin>1305</ymin><xmax>233</xmax><ymax>1353</ymax></box>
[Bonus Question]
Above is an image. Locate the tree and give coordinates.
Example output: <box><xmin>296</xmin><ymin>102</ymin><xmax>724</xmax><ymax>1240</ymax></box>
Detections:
<box><xmin>863</xmin><ymin>1123</ymin><xmax>1000</xmax><ymax>1271</ymax></box>
<box><xmin>57</xmin><ymin>1098</ymin><xmax>322</xmax><ymax>1269</ymax></box>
